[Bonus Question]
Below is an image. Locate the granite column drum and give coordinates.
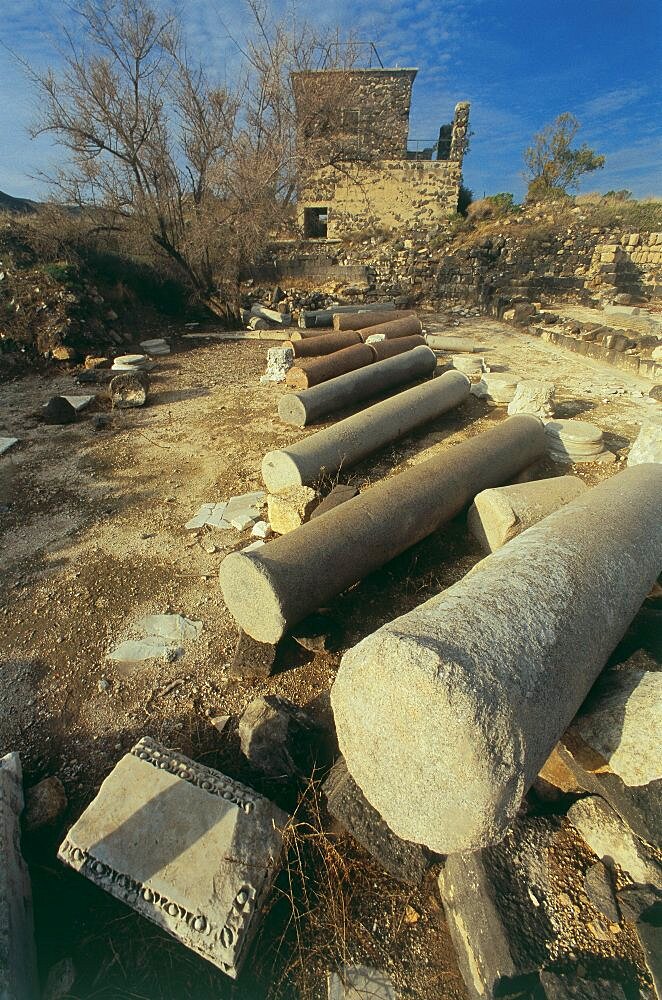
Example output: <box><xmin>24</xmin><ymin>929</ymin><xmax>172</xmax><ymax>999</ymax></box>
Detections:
<box><xmin>285</xmin><ymin>331</ymin><xmax>362</xmax><ymax>358</ymax></box>
<box><xmin>219</xmin><ymin>416</ymin><xmax>547</xmax><ymax>643</ymax></box>
<box><xmin>357</xmin><ymin>315</ymin><xmax>423</xmax><ymax>341</ymax></box>
<box><xmin>278</xmin><ymin>345</ymin><xmax>438</xmax><ymax>428</ymax></box>
<box><xmin>368</xmin><ymin>335</ymin><xmax>426</xmax><ymax>361</ymax></box>
<box><xmin>263</xmin><ymin>369</ymin><xmax>471</xmax><ymax>492</ymax></box>
<box><xmin>330</xmin><ymin>464</ymin><xmax>662</xmax><ymax>854</ymax></box>
<box><xmin>285</xmin><ymin>343</ymin><xmax>375</xmax><ymax>389</ymax></box>
<box><xmin>334</xmin><ymin>310</ymin><xmax>417</xmax><ymax>332</ymax></box>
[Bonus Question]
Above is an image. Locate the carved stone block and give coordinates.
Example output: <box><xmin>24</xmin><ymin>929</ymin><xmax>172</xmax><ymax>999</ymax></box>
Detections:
<box><xmin>58</xmin><ymin>737</ymin><xmax>289</xmax><ymax>978</ymax></box>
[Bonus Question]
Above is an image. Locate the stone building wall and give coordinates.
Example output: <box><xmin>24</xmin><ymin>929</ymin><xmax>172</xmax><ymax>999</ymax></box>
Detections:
<box><xmin>292</xmin><ymin>68</ymin><xmax>417</xmax><ymax>160</ymax></box>
<box><xmin>301</xmin><ymin>159</ymin><xmax>463</xmax><ymax>238</ymax></box>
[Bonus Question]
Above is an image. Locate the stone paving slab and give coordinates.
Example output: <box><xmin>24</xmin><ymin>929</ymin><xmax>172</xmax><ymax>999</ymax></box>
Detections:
<box><xmin>58</xmin><ymin>737</ymin><xmax>290</xmax><ymax>978</ymax></box>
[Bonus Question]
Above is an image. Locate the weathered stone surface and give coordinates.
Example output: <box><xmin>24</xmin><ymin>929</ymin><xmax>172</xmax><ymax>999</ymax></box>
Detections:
<box><xmin>472</xmin><ymin>374</ymin><xmax>518</xmax><ymax>404</ymax></box>
<box><xmin>331</xmin><ymin>465</ymin><xmax>662</xmax><ymax>853</ymax></box>
<box><xmin>557</xmin><ymin>735</ymin><xmax>661</xmax><ymax>848</ymax></box>
<box><xmin>278</xmin><ymin>345</ymin><xmax>437</xmax><ymax>428</ymax></box>
<box><xmin>328</xmin><ymin>964</ymin><xmax>396</xmax><ymax>999</ymax></box>
<box><xmin>229</xmin><ymin>629</ymin><xmax>277</xmax><ymax>679</ymax></box>
<box><xmin>287</xmin><ymin>331</ymin><xmax>362</xmax><ymax>358</ymax></box>
<box><xmin>439</xmin><ymin>814</ymin><xmax>639</xmax><ymax>1000</ymax></box>
<box><xmin>452</xmin><ymin>354</ymin><xmax>484</xmax><ymax>375</ymax></box>
<box><xmin>356</xmin><ymin>314</ymin><xmax>422</xmax><ymax>341</ymax></box>
<box><xmin>467</xmin><ymin>475</ymin><xmax>587</xmax><ymax>552</ymax></box>
<box><xmin>323</xmin><ymin>758</ymin><xmax>432</xmax><ymax>886</ymax></box>
<box><xmin>425</xmin><ymin>336</ymin><xmax>485</xmax><ymax>353</ymax></box>
<box><xmin>260</xmin><ymin>346</ymin><xmax>294</xmax><ymax>384</ymax></box>
<box><xmin>368</xmin><ymin>334</ymin><xmax>426</xmax><ymax>361</ymax></box>
<box><xmin>0</xmin><ymin>752</ymin><xmax>39</xmax><ymax>1000</ymax></box>
<box><xmin>43</xmin><ymin>395</ymin><xmax>77</xmax><ymax>424</ymax></box>
<box><xmin>222</xmin><ymin>416</ymin><xmax>546</xmax><ymax>643</ymax></box>
<box><xmin>584</xmin><ymin>861</ymin><xmax>619</xmax><ymax>923</ymax></box>
<box><xmin>24</xmin><ymin>775</ymin><xmax>68</xmax><ymax>832</ymax></box>
<box><xmin>334</xmin><ymin>309</ymin><xmax>416</xmax><ymax>332</ymax></box>
<box><xmin>628</xmin><ymin>422</ymin><xmax>662</xmax><ymax>465</ymax></box>
<box><xmin>533</xmin><ymin>744</ymin><xmax>586</xmax><ymax>803</ymax></box>
<box><xmin>263</xmin><ymin>369</ymin><xmax>470</xmax><ymax>492</ymax></box>
<box><xmin>110</xmin><ymin>370</ymin><xmax>149</xmax><ymax>408</ymax></box>
<box><xmin>311</xmin><ymin>485</ymin><xmax>359</xmax><ymax>519</ymax></box>
<box><xmin>575</xmin><ymin>668</ymin><xmax>661</xmax><ymax>787</ymax></box>
<box><xmin>545</xmin><ymin>419</ymin><xmax>613</xmax><ymax>464</ymax></box>
<box><xmin>58</xmin><ymin>737</ymin><xmax>289</xmax><ymax>978</ymax></box>
<box><xmin>239</xmin><ymin>695</ymin><xmax>320</xmax><ymax>781</ymax></box>
<box><xmin>267</xmin><ymin>485</ymin><xmax>318</xmax><ymax>534</ymax></box>
<box><xmin>539</xmin><ymin>970</ymin><xmax>629</xmax><ymax>1000</ymax></box>
<box><xmin>507</xmin><ymin>379</ymin><xmax>555</xmax><ymax>419</ymax></box>
<box><xmin>567</xmin><ymin>796</ymin><xmax>661</xmax><ymax>886</ymax></box>
<box><xmin>286</xmin><ymin>343</ymin><xmax>376</xmax><ymax>389</ymax></box>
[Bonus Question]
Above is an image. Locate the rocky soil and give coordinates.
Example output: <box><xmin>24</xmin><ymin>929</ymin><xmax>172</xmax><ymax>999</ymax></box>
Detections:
<box><xmin>0</xmin><ymin>315</ymin><xmax>659</xmax><ymax>998</ymax></box>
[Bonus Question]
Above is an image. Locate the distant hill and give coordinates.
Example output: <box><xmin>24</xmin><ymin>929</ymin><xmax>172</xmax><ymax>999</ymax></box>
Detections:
<box><xmin>0</xmin><ymin>189</ymin><xmax>43</xmax><ymax>214</ymax></box>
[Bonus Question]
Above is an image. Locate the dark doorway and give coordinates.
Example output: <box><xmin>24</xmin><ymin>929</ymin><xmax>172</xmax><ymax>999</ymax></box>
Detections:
<box><xmin>304</xmin><ymin>207</ymin><xmax>328</xmax><ymax>238</ymax></box>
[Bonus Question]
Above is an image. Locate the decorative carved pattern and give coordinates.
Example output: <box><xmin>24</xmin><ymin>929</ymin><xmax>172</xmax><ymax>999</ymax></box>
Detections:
<box><xmin>130</xmin><ymin>737</ymin><xmax>256</xmax><ymax>813</ymax></box>
<box><xmin>58</xmin><ymin>837</ymin><xmax>268</xmax><ymax>973</ymax></box>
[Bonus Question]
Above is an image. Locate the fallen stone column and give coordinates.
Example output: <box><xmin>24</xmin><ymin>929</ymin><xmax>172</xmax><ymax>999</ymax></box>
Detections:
<box><xmin>368</xmin><ymin>335</ymin><xmax>426</xmax><ymax>361</ymax></box>
<box><xmin>334</xmin><ymin>310</ymin><xmax>417</xmax><ymax>332</ymax></box>
<box><xmin>425</xmin><ymin>336</ymin><xmax>485</xmax><ymax>353</ymax></box>
<box><xmin>331</xmin><ymin>463</ymin><xmax>662</xmax><ymax>854</ymax></box>
<box><xmin>358</xmin><ymin>315</ymin><xmax>423</xmax><ymax>341</ymax></box>
<box><xmin>284</xmin><ymin>330</ymin><xmax>362</xmax><ymax>358</ymax></box>
<box><xmin>285</xmin><ymin>344</ymin><xmax>375</xmax><ymax>389</ymax></box>
<box><xmin>300</xmin><ymin>302</ymin><xmax>395</xmax><ymax>328</ymax></box>
<box><xmin>278</xmin><ymin>345</ymin><xmax>438</xmax><ymax>427</ymax></box>
<box><xmin>467</xmin><ymin>475</ymin><xmax>587</xmax><ymax>551</ymax></box>
<box><xmin>264</xmin><ymin>369</ymin><xmax>471</xmax><ymax>492</ymax></box>
<box><xmin>219</xmin><ymin>415</ymin><xmax>546</xmax><ymax>643</ymax></box>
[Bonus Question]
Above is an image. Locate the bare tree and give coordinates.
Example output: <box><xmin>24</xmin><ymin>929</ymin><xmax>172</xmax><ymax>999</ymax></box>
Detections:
<box><xmin>26</xmin><ymin>0</ymin><xmax>375</xmax><ymax>316</ymax></box>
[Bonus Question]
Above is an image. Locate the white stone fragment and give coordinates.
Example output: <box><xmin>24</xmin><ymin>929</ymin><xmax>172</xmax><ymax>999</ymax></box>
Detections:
<box><xmin>58</xmin><ymin>738</ymin><xmax>289</xmax><ymax>978</ymax></box>
<box><xmin>242</xmin><ymin>540</ymin><xmax>265</xmax><ymax>552</ymax></box>
<box><xmin>567</xmin><ymin>796</ymin><xmax>661</xmax><ymax>887</ymax></box>
<box><xmin>230</xmin><ymin>514</ymin><xmax>256</xmax><ymax>531</ymax></box>
<box><xmin>628</xmin><ymin>422</ymin><xmax>662</xmax><ymax>466</ymax></box>
<box><xmin>184</xmin><ymin>493</ymin><xmax>265</xmax><ymax>531</ymax></box>
<box><xmin>251</xmin><ymin>521</ymin><xmax>272</xmax><ymax>539</ymax></box>
<box><xmin>328</xmin><ymin>965</ymin><xmax>396</xmax><ymax>999</ymax></box>
<box><xmin>576</xmin><ymin>670</ymin><xmax>662</xmax><ymax>786</ymax></box>
<box><xmin>260</xmin><ymin>347</ymin><xmax>294</xmax><ymax>384</ymax></box>
<box><xmin>507</xmin><ymin>380</ymin><xmax>555</xmax><ymax>419</ymax></box>
<box><xmin>0</xmin><ymin>437</ymin><xmax>18</xmax><ymax>456</ymax></box>
<box><xmin>107</xmin><ymin>615</ymin><xmax>201</xmax><ymax>663</ymax></box>
<box><xmin>61</xmin><ymin>395</ymin><xmax>96</xmax><ymax>411</ymax></box>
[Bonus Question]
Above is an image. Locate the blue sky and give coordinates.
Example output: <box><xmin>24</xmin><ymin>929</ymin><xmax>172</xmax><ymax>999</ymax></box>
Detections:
<box><xmin>1</xmin><ymin>0</ymin><xmax>661</xmax><ymax>202</ymax></box>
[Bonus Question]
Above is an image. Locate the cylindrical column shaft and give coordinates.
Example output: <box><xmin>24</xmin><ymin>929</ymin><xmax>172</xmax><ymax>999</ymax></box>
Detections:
<box><xmin>285</xmin><ymin>344</ymin><xmax>375</xmax><ymax>389</ymax></box>
<box><xmin>278</xmin><ymin>345</ymin><xmax>438</xmax><ymax>428</ymax></box>
<box><xmin>264</xmin><ymin>369</ymin><xmax>471</xmax><ymax>493</ymax></box>
<box><xmin>285</xmin><ymin>331</ymin><xmax>362</xmax><ymax>358</ymax></box>
<box><xmin>219</xmin><ymin>415</ymin><xmax>546</xmax><ymax>643</ymax></box>
<box><xmin>426</xmin><ymin>336</ymin><xmax>485</xmax><ymax>353</ymax></box>
<box><xmin>368</xmin><ymin>335</ymin><xmax>426</xmax><ymax>361</ymax></box>
<box><xmin>334</xmin><ymin>310</ymin><xmax>417</xmax><ymax>332</ymax></box>
<box><xmin>358</xmin><ymin>315</ymin><xmax>423</xmax><ymax>341</ymax></box>
<box><xmin>331</xmin><ymin>464</ymin><xmax>662</xmax><ymax>854</ymax></box>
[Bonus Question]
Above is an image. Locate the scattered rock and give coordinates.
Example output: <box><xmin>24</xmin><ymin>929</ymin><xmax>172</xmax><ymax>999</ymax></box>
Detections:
<box><xmin>239</xmin><ymin>695</ymin><xmax>322</xmax><ymax>781</ymax></box>
<box><xmin>584</xmin><ymin>861</ymin><xmax>619</xmax><ymax>923</ymax></box>
<box><xmin>311</xmin><ymin>485</ymin><xmax>359</xmax><ymax>519</ymax></box>
<box><xmin>228</xmin><ymin>629</ymin><xmax>276</xmax><ymax>679</ymax></box>
<box><xmin>43</xmin><ymin>396</ymin><xmax>77</xmax><ymax>425</ymax></box>
<box><xmin>291</xmin><ymin>612</ymin><xmax>342</xmax><ymax>653</ymax></box>
<box><xmin>267</xmin><ymin>485</ymin><xmax>318</xmax><ymax>534</ymax></box>
<box><xmin>251</xmin><ymin>520</ymin><xmax>272</xmax><ymax>539</ymax></box>
<box><xmin>23</xmin><ymin>776</ymin><xmax>67</xmax><ymax>832</ymax></box>
<box><xmin>58</xmin><ymin>737</ymin><xmax>289</xmax><ymax>979</ymax></box>
<box><xmin>43</xmin><ymin>957</ymin><xmax>76</xmax><ymax>1000</ymax></box>
<box><xmin>84</xmin><ymin>355</ymin><xmax>110</xmax><ymax>370</ymax></box>
<box><xmin>52</xmin><ymin>345</ymin><xmax>78</xmax><ymax>362</ymax></box>
<box><xmin>328</xmin><ymin>965</ymin><xmax>395</xmax><ymax>1000</ymax></box>
<box><xmin>109</xmin><ymin>370</ymin><xmax>149</xmax><ymax>409</ymax></box>
<box><xmin>209</xmin><ymin>715</ymin><xmax>231</xmax><ymax>736</ymax></box>
<box><xmin>0</xmin><ymin>436</ymin><xmax>19</xmax><ymax>456</ymax></box>
<box><xmin>566</xmin><ymin>796</ymin><xmax>661</xmax><ymax>886</ymax></box>
<box><xmin>107</xmin><ymin>614</ymin><xmax>202</xmax><ymax>668</ymax></box>
<box><xmin>507</xmin><ymin>380</ymin><xmax>555</xmax><ymax>419</ymax></box>
<box><xmin>185</xmin><ymin>492</ymin><xmax>265</xmax><ymax>531</ymax></box>
<box><xmin>628</xmin><ymin>422</ymin><xmax>662</xmax><ymax>465</ymax></box>
<box><xmin>323</xmin><ymin>758</ymin><xmax>433</xmax><ymax>886</ymax></box>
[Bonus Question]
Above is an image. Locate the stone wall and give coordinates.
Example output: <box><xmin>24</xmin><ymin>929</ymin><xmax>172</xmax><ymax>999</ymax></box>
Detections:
<box><xmin>299</xmin><ymin>160</ymin><xmax>462</xmax><ymax>238</ymax></box>
<box><xmin>292</xmin><ymin>68</ymin><xmax>417</xmax><ymax>161</ymax></box>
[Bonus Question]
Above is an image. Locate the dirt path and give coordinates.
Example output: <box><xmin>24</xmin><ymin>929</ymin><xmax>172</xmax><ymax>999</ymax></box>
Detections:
<box><xmin>0</xmin><ymin>315</ymin><xmax>658</xmax><ymax>999</ymax></box>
